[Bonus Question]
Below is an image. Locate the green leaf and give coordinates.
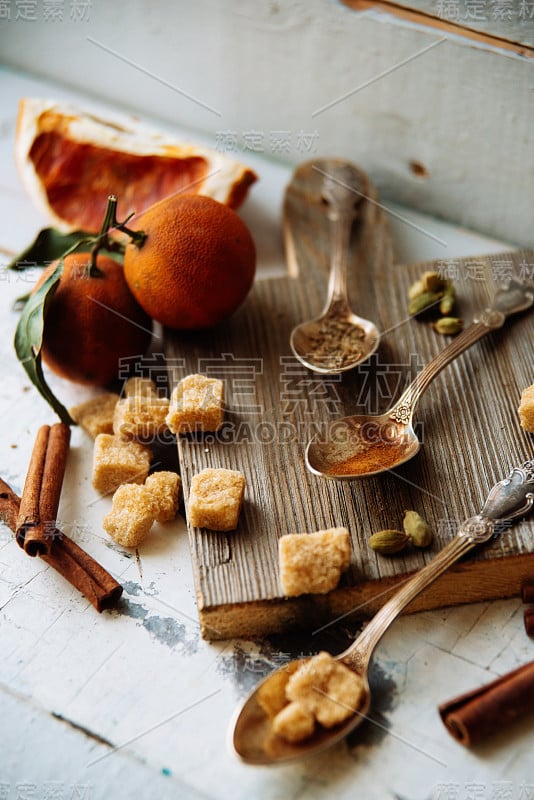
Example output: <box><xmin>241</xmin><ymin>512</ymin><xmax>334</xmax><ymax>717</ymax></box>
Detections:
<box><xmin>7</xmin><ymin>227</ymin><xmax>94</xmax><ymax>271</ymax></box>
<box><xmin>14</xmin><ymin>258</ymin><xmax>75</xmax><ymax>425</ymax></box>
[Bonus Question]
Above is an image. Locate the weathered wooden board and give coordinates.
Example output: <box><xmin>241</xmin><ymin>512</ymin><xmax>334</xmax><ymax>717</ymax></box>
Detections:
<box><xmin>343</xmin><ymin>0</ymin><xmax>534</xmax><ymax>53</ymax></box>
<box><xmin>165</xmin><ymin>196</ymin><xmax>534</xmax><ymax>640</ymax></box>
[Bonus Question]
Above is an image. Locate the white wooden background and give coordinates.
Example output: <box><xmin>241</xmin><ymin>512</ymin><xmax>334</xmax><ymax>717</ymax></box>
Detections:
<box><xmin>0</xmin><ymin>0</ymin><xmax>532</xmax><ymax>246</ymax></box>
<box><xmin>0</xmin><ymin>68</ymin><xmax>533</xmax><ymax>800</ymax></box>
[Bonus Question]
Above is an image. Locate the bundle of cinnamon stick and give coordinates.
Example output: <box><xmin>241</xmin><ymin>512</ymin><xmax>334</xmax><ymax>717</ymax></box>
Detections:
<box><xmin>1</xmin><ymin>423</ymin><xmax>122</xmax><ymax>611</ymax></box>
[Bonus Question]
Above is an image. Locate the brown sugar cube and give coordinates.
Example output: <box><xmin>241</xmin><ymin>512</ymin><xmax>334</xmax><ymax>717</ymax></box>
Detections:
<box><xmin>113</xmin><ymin>395</ymin><xmax>170</xmax><ymax>442</ymax></box>
<box><xmin>272</xmin><ymin>702</ymin><xmax>315</xmax><ymax>743</ymax></box>
<box><xmin>167</xmin><ymin>374</ymin><xmax>224</xmax><ymax>434</ymax></box>
<box><xmin>92</xmin><ymin>434</ymin><xmax>151</xmax><ymax>495</ymax></box>
<box><xmin>69</xmin><ymin>392</ymin><xmax>120</xmax><ymax>438</ymax></box>
<box><xmin>518</xmin><ymin>385</ymin><xmax>534</xmax><ymax>433</ymax></box>
<box><xmin>124</xmin><ymin>377</ymin><xmax>158</xmax><ymax>398</ymax></box>
<box><xmin>103</xmin><ymin>483</ymin><xmax>156</xmax><ymax>548</ymax></box>
<box><xmin>278</xmin><ymin>527</ymin><xmax>351</xmax><ymax>597</ymax></box>
<box><xmin>187</xmin><ymin>468</ymin><xmax>245</xmax><ymax>531</ymax></box>
<box><xmin>257</xmin><ymin>661</ymin><xmax>301</xmax><ymax>718</ymax></box>
<box><xmin>286</xmin><ymin>651</ymin><xmax>365</xmax><ymax>728</ymax></box>
<box><xmin>145</xmin><ymin>471</ymin><xmax>181</xmax><ymax>523</ymax></box>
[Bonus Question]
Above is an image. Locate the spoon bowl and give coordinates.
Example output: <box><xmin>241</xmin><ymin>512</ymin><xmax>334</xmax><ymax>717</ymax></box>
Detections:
<box><xmin>307</xmin><ymin>412</ymin><xmax>420</xmax><ymax>478</ymax></box>
<box><xmin>286</xmin><ymin>159</ymin><xmax>381</xmax><ymax>374</ymax></box>
<box><xmin>290</xmin><ymin>311</ymin><xmax>380</xmax><ymax>375</ymax></box>
<box><xmin>232</xmin><ymin>657</ymin><xmax>371</xmax><ymax>765</ymax></box>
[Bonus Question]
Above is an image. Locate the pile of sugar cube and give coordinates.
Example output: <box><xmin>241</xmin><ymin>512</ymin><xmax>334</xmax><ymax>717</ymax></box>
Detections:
<box><xmin>70</xmin><ymin>374</ymin><xmax>245</xmax><ymax>547</ymax></box>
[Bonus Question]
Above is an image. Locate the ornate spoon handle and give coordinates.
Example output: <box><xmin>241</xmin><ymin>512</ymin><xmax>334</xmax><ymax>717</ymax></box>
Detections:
<box><xmin>391</xmin><ymin>320</ymin><xmax>494</xmax><ymax>421</ymax></box>
<box><xmin>342</xmin><ymin>461</ymin><xmax>534</xmax><ymax>672</ymax></box>
<box><xmin>390</xmin><ymin>278</ymin><xmax>534</xmax><ymax>424</ymax></box>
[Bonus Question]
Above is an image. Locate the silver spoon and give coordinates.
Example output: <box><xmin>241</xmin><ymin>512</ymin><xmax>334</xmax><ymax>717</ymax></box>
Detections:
<box><xmin>306</xmin><ymin>279</ymin><xmax>533</xmax><ymax>479</ymax></box>
<box><xmin>288</xmin><ymin>162</ymin><xmax>380</xmax><ymax>374</ymax></box>
<box><xmin>231</xmin><ymin>462</ymin><xmax>534</xmax><ymax>765</ymax></box>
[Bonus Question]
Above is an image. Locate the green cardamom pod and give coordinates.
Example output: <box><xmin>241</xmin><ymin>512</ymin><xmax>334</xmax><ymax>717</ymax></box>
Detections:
<box><xmin>439</xmin><ymin>283</ymin><xmax>456</xmax><ymax>315</ymax></box>
<box><xmin>369</xmin><ymin>529</ymin><xmax>410</xmax><ymax>555</ymax></box>
<box><xmin>433</xmin><ymin>317</ymin><xmax>464</xmax><ymax>335</ymax></box>
<box><xmin>408</xmin><ymin>291</ymin><xmax>442</xmax><ymax>316</ymax></box>
<box><xmin>403</xmin><ymin>510</ymin><xmax>433</xmax><ymax>548</ymax></box>
<box><xmin>408</xmin><ymin>278</ymin><xmax>425</xmax><ymax>301</ymax></box>
<box><xmin>421</xmin><ymin>271</ymin><xmax>447</xmax><ymax>293</ymax></box>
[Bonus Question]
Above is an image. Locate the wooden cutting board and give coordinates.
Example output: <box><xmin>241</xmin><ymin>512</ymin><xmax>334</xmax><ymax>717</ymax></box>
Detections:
<box><xmin>165</xmin><ymin>174</ymin><xmax>534</xmax><ymax>640</ymax></box>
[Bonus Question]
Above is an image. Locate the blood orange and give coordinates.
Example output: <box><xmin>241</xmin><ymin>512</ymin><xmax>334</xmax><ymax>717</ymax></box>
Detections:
<box><xmin>123</xmin><ymin>193</ymin><xmax>256</xmax><ymax>330</ymax></box>
<box><xmin>34</xmin><ymin>253</ymin><xmax>152</xmax><ymax>386</ymax></box>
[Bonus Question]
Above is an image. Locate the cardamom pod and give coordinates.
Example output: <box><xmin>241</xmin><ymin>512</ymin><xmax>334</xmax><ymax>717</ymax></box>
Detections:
<box><xmin>403</xmin><ymin>510</ymin><xmax>433</xmax><ymax>548</ymax></box>
<box><xmin>421</xmin><ymin>271</ymin><xmax>446</xmax><ymax>293</ymax></box>
<box><xmin>369</xmin><ymin>529</ymin><xmax>410</xmax><ymax>555</ymax></box>
<box><xmin>408</xmin><ymin>278</ymin><xmax>425</xmax><ymax>301</ymax></box>
<box><xmin>439</xmin><ymin>283</ymin><xmax>455</xmax><ymax>315</ymax></box>
<box><xmin>408</xmin><ymin>291</ymin><xmax>442</xmax><ymax>316</ymax></box>
<box><xmin>433</xmin><ymin>317</ymin><xmax>464</xmax><ymax>335</ymax></box>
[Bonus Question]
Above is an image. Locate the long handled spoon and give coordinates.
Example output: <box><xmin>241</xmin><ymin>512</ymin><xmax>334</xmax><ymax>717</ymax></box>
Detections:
<box><xmin>306</xmin><ymin>279</ymin><xmax>533</xmax><ymax>479</ymax></box>
<box><xmin>287</xmin><ymin>160</ymin><xmax>380</xmax><ymax>374</ymax></box>
<box><xmin>231</xmin><ymin>461</ymin><xmax>534</xmax><ymax>764</ymax></box>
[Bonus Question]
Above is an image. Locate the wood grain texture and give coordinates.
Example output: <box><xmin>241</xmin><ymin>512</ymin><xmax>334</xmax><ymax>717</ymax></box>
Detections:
<box><xmin>165</xmin><ymin>188</ymin><xmax>534</xmax><ymax>639</ymax></box>
<box><xmin>343</xmin><ymin>0</ymin><xmax>534</xmax><ymax>54</ymax></box>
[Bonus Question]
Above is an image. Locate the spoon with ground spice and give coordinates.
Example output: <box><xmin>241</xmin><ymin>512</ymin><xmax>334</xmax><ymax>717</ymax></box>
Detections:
<box><xmin>306</xmin><ymin>280</ymin><xmax>533</xmax><ymax>479</ymax></box>
<box><xmin>287</xmin><ymin>160</ymin><xmax>380</xmax><ymax>374</ymax></box>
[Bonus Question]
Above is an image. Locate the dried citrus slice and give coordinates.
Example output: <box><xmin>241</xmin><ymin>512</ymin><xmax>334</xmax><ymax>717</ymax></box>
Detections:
<box><xmin>15</xmin><ymin>98</ymin><xmax>257</xmax><ymax>233</ymax></box>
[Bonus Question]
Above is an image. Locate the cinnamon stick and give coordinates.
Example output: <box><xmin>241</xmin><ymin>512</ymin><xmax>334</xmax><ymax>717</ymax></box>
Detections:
<box><xmin>1</xmin><ymin>477</ymin><xmax>122</xmax><ymax>612</ymax></box>
<box><xmin>15</xmin><ymin>424</ymin><xmax>50</xmax><ymax>553</ymax></box>
<box><xmin>439</xmin><ymin>660</ymin><xmax>534</xmax><ymax>746</ymax></box>
<box><xmin>38</xmin><ymin>422</ymin><xmax>70</xmax><ymax>535</ymax></box>
<box><xmin>16</xmin><ymin>423</ymin><xmax>71</xmax><ymax>556</ymax></box>
<box><xmin>41</xmin><ymin>537</ymin><xmax>123</xmax><ymax>612</ymax></box>
<box><xmin>524</xmin><ymin>608</ymin><xmax>534</xmax><ymax>637</ymax></box>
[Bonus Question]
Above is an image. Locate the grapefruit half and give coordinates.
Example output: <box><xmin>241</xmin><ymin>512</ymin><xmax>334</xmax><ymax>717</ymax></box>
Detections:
<box><xmin>15</xmin><ymin>98</ymin><xmax>257</xmax><ymax>233</ymax></box>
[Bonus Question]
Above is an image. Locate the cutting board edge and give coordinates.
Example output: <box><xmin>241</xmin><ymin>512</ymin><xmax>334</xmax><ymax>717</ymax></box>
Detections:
<box><xmin>197</xmin><ymin>550</ymin><xmax>534</xmax><ymax>640</ymax></box>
